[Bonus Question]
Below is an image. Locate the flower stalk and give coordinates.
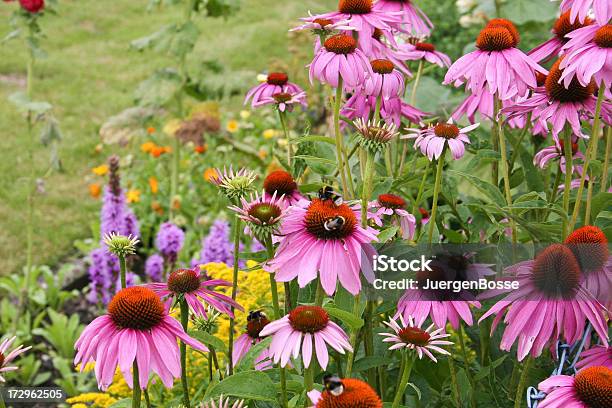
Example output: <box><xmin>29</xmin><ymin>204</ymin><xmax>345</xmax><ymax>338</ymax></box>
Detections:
<box><xmin>494</xmin><ymin>95</ymin><xmax>516</xmax><ymax>243</ymax></box>
<box><xmin>333</xmin><ymin>76</ymin><xmax>350</xmax><ymax>197</ymax></box>
<box><xmin>514</xmin><ymin>357</ymin><xmax>532</xmax><ymax>408</ymax></box>
<box><xmin>179</xmin><ymin>298</ymin><xmax>191</xmax><ymax>408</ymax></box>
<box><xmin>227</xmin><ymin>216</ymin><xmax>243</xmax><ymax>376</ymax></box>
<box><xmin>427</xmin><ymin>147</ymin><xmax>446</xmax><ymax>244</ymax></box>
<box><xmin>278</xmin><ymin>110</ymin><xmax>292</xmax><ymax>168</ymax></box>
<box><xmin>601</xmin><ymin>126</ymin><xmax>611</xmax><ymax>193</ymax></box>
<box><xmin>562</xmin><ymin>126</ymin><xmax>573</xmax><ymax>239</ymax></box>
<box><xmin>361</xmin><ymin>150</ymin><xmax>375</xmax><ymax>228</ymax></box>
<box><xmin>391</xmin><ymin>352</ymin><xmax>415</xmax><ymax>408</ymax></box>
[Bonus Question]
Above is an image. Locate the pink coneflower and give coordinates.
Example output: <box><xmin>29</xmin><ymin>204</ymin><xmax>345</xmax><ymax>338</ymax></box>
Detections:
<box><xmin>576</xmin><ymin>346</ymin><xmax>612</xmax><ymax>370</ymax></box>
<box><xmin>501</xmin><ymin>58</ymin><xmax>612</xmax><ymax>138</ymax></box>
<box><xmin>210</xmin><ymin>167</ymin><xmax>257</xmax><ymax>201</ymax></box>
<box><xmin>309</xmin><ymin>34</ymin><xmax>373</xmax><ymax>91</ymax></box>
<box><xmin>305</xmin><ymin>0</ymin><xmax>402</xmax><ymax>56</ymax></box>
<box><xmin>263</xmin><ymin>170</ymin><xmax>305</xmax><ymax>207</ymax></box>
<box><xmin>364</xmin><ymin>59</ymin><xmax>404</xmax><ymax>99</ymax></box>
<box><xmin>451</xmin><ymin>87</ymin><xmax>527</xmax><ymax>128</ymax></box>
<box><xmin>564</xmin><ymin>225</ymin><xmax>612</xmax><ymax>302</ymax></box>
<box><xmin>380</xmin><ymin>315</ymin><xmax>453</xmax><ymax>362</ymax></box>
<box><xmin>529</xmin><ymin>11</ymin><xmax>592</xmax><ymax>63</ymax></box>
<box><xmin>229</xmin><ymin>190</ymin><xmax>287</xmax><ymax>229</ymax></box>
<box><xmin>403</xmin><ymin>119</ymin><xmax>479</xmax><ymax>160</ymax></box>
<box><xmin>146</xmin><ymin>268</ymin><xmax>242</xmax><ymax>318</ymax></box>
<box><xmin>74</xmin><ymin>287</ymin><xmax>208</xmax><ymax>390</ymax></box>
<box><xmin>444</xmin><ymin>19</ymin><xmax>547</xmax><ymax>100</ymax></box>
<box><xmin>0</xmin><ymin>336</ymin><xmax>31</xmax><ymax>383</ymax></box>
<box><xmin>537</xmin><ymin>366</ymin><xmax>612</xmax><ymax>407</ymax></box>
<box><xmin>307</xmin><ymin>377</ymin><xmax>383</xmax><ymax>408</ymax></box>
<box><xmin>560</xmin><ymin>23</ymin><xmax>612</xmax><ymax>89</ymax></box>
<box><xmin>479</xmin><ymin>244</ymin><xmax>609</xmax><ymax>361</ymax></box>
<box><xmin>265</xmin><ymin>197</ymin><xmax>377</xmax><ymax>295</ymax></box>
<box><xmin>370</xmin><ymin>28</ymin><xmax>412</xmax><ymax>76</ymax></box>
<box><xmin>373</xmin><ymin>0</ymin><xmax>433</xmax><ymax>36</ymax></box>
<box><xmin>534</xmin><ymin>138</ymin><xmax>585</xmax><ymax>173</ymax></box>
<box><xmin>259</xmin><ymin>305</ymin><xmax>352</xmax><ymax>369</ymax></box>
<box><xmin>397</xmin><ymin>41</ymin><xmax>451</xmax><ymax>68</ymax></box>
<box><xmin>254</xmin><ymin>91</ymin><xmax>308</xmax><ymax>112</ymax></box>
<box><xmin>369</xmin><ymin>194</ymin><xmax>416</xmax><ymax>240</ymax></box>
<box><xmin>232</xmin><ymin>311</ymin><xmax>272</xmax><ymax>371</ymax></box>
<box><xmin>396</xmin><ymin>255</ymin><xmax>493</xmax><ymax>330</ymax></box>
<box><xmin>291</xmin><ymin>14</ymin><xmax>355</xmax><ymax>33</ymax></box>
<box><xmin>560</xmin><ymin>0</ymin><xmax>611</xmax><ymax>26</ymax></box>
<box><xmin>244</xmin><ymin>72</ymin><xmax>304</xmax><ymax>108</ymax></box>
<box><xmin>341</xmin><ymin>93</ymin><xmax>427</xmax><ymax>127</ymax></box>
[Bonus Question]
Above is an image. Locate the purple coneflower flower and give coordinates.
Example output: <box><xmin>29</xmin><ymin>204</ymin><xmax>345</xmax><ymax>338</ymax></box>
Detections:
<box><xmin>373</xmin><ymin>0</ymin><xmax>433</xmax><ymax>36</ymax></box>
<box><xmin>229</xmin><ymin>190</ymin><xmax>288</xmax><ymax>241</ymax></box>
<box><xmin>145</xmin><ymin>253</ymin><xmax>164</xmax><ymax>282</ymax></box>
<box><xmin>529</xmin><ymin>11</ymin><xmax>593</xmax><ymax>63</ymax></box>
<box><xmin>259</xmin><ymin>305</ymin><xmax>352</xmax><ymax>369</ymax></box>
<box><xmin>560</xmin><ymin>23</ymin><xmax>612</xmax><ymax>89</ymax></box>
<box><xmin>560</xmin><ymin>0</ymin><xmax>611</xmax><ymax>26</ymax></box>
<box><xmin>397</xmin><ymin>41</ymin><xmax>451</xmax><ymax>68</ymax></box>
<box><xmin>342</xmin><ymin>92</ymin><xmax>427</xmax><ymax>127</ymax></box>
<box><xmin>380</xmin><ymin>315</ymin><xmax>453</xmax><ymax>362</ymax></box>
<box><xmin>404</xmin><ymin>119</ymin><xmax>479</xmax><ymax>160</ymax></box>
<box><xmin>534</xmin><ymin>138</ymin><xmax>585</xmax><ymax>173</ymax></box>
<box><xmin>155</xmin><ymin>222</ymin><xmax>185</xmax><ymax>265</ymax></box>
<box><xmin>363</xmin><ymin>59</ymin><xmax>405</xmax><ymax>99</ymax></box>
<box><xmin>232</xmin><ymin>311</ymin><xmax>272</xmax><ymax>371</ymax></box>
<box><xmin>265</xmin><ymin>197</ymin><xmax>377</xmax><ymax>296</ymax></box>
<box><xmin>370</xmin><ymin>28</ymin><xmax>412</xmax><ymax>76</ymax></box>
<box><xmin>452</xmin><ymin>86</ymin><xmax>529</xmax><ymax>129</ymax></box>
<box><xmin>576</xmin><ymin>346</ymin><xmax>612</xmax><ymax>370</ymax></box>
<box><xmin>254</xmin><ymin>91</ymin><xmax>307</xmax><ymax>112</ymax></box>
<box><xmin>147</xmin><ymin>267</ymin><xmax>242</xmax><ymax>318</ymax></box>
<box><xmin>479</xmin><ymin>244</ymin><xmax>609</xmax><ymax>361</ymax></box>
<box><xmin>309</xmin><ymin>34</ymin><xmax>373</xmax><ymax>91</ymax></box>
<box><xmin>537</xmin><ymin>366</ymin><xmax>611</xmax><ymax>408</ymax></box>
<box><xmin>74</xmin><ymin>287</ymin><xmax>207</xmax><ymax>390</ymax></box>
<box><xmin>244</xmin><ymin>72</ymin><xmax>303</xmax><ymax>108</ymax></box>
<box><xmin>444</xmin><ymin>19</ymin><xmax>547</xmax><ymax>100</ymax></box>
<box><xmin>263</xmin><ymin>170</ymin><xmax>305</xmax><ymax>207</ymax></box>
<box><xmin>368</xmin><ymin>194</ymin><xmax>416</xmax><ymax>240</ymax></box>
<box><xmin>0</xmin><ymin>336</ymin><xmax>31</xmax><ymax>383</ymax></box>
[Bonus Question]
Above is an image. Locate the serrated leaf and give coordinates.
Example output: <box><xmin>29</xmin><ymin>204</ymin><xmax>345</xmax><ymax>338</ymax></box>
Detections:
<box><xmin>448</xmin><ymin>170</ymin><xmax>505</xmax><ymax>206</ymax></box>
<box><xmin>204</xmin><ymin>370</ymin><xmax>277</xmax><ymax>402</ymax></box>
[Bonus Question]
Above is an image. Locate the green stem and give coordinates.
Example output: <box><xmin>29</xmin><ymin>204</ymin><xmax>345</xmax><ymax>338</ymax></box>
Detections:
<box><xmin>585</xmin><ymin>173</ymin><xmax>594</xmax><ymax>225</ymax></box>
<box><xmin>562</xmin><ymin>127</ymin><xmax>573</xmax><ymax>239</ymax></box>
<box><xmin>362</xmin><ymin>151</ymin><xmax>375</xmax><ymax>228</ymax></box>
<box><xmin>344</xmin><ymin>293</ymin><xmax>362</xmax><ymax>377</ymax></box>
<box><xmin>227</xmin><ymin>216</ymin><xmax>242</xmax><ymax>376</ymax></box>
<box><xmin>279</xmin><ymin>110</ymin><xmax>292</xmax><ymax>169</ymax></box>
<box><xmin>314</xmin><ymin>279</ymin><xmax>325</xmax><ymax>307</ymax></box>
<box><xmin>180</xmin><ymin>298</ymin><xmax>191</xmax><ymax>408</ymax></box>
<box><xmin>495</xmin><ymin>95</ymin><xmax>516</xmax><ymax>243</ymax></box>
<box><xmin>0</xmin><ymin>391</ymin><xmax>6</xmax><ymax>408</ymax></box>
<box><xmin>333</xmin><ymin>76</ymin><xmax>351</xmax><ymax>198</ymax></box>
<box><xmin>144</xmin><ymin>389</ymin><xmax>151</xmax><ymax>408</ymax></box>
<box><xmin>391</xmin><ymin>353</ymin><xmax>414</xmax><ymax>408</ymax></box>
<box><xmin>569</xmin><ymin>83</ymin><xmax>605</xmax><ymax>231</ymax></box>
<box><xmin>119</xmin><ymin>256</ymin><xmax>127</xmax><ymax>289</ymax></box>
<box><xmin>601</xmin><ymin>126</ymin><xmax>611</xmax><ymax>193</ymax></box>
<box><xmin>514</xmin><ymin>357</ymin><xmax>532</xmax><ymax>408</ymax></box>
<box><xmin>410</xmin><ymin>60</ymin><xmax>424</xmax><ymax>107</ymax></box>
<box><xmin>458</xmin><ymin>326</ymin><xmax>476</xmax><ymax>408</ymax></box>
<box><xmin>427</xmin><ymin>148</ymin><xmax>446</xmax><ymax>244</ymax></box>
<box><xmin>448</xmin><ymin>356</ymin><xmax>461</xmax><ymax>407</ymax></box>
<box><xmin>132</xmin><ymin>361</ymin><xmax>141</xmax><ymax>408</ymax></box>
<box><xmin>412</xmin><ymin>161</ymin><xmax>431</xmax><ymax>214</ymax></box>
<box><xmin>304</xmin><ymin>354</ymin><xmax>315</xmax><ymax>406</ymax></box>
<box><xmin>374</xmin><ymin>95</ymin><xmax>382</xmax><ymax>121</ymax></box>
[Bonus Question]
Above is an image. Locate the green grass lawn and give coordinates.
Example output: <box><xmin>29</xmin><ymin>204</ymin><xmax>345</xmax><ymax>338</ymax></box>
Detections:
<box><xmin>0</xmin><ymin>0</ymin><xmax>335</xmax><ymax>273</ymax></box>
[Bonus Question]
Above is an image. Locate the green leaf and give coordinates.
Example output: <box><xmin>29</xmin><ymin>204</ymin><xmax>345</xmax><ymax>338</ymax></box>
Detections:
<box><xmin>377</xmin><ymin>226</ymin><xmax>399</xmax><ymax>243</ymax></box>
<box><xmin>590</xmin><ymin>192</ymin><xmax>612</xmax><ymax>222</ymax></box>
<box><xmin>8</xmin><ymin>92</ymin><xmax>52</xmax><ymax>114</ymax></box>
<box><xmin>353</xmin><ymin>356</ymin><xmax>393</xmax><ymax>372</ymax></box>
<box><xmin>293</xmin><ymin>135</ymin><xmax>335</xmax><ymax>145</ymax></box>
<box><xmin>448</xmin><ymin>170</ymin><xmax>505</xmax><ymax>206</ymax></box>
<box><xmin>134</xmin><ymin>69</ymin><xmax>182</xmax><ymax>107</ymax></box>
<box><xmin>323</xmin><ymin>306</ymin><xmax>363</xmax><ymax>330</ymax></box>
<box><xmin>502</xmin><ymin>0</ymin><xmax>557</xmax><ymax>24</ymax></box>
<box><xmin>204</xmin><ymin>370</ymin><xmax>277</xmax><ymax>402</ymax></box>
<box><xmin>189</xmin><ymin>330</ymin><xmax>227</xmax><ymax>353</ymax></box>
<box><xmin>595</xmin><ymin>211</ymin><xmax>612</xmax><ymax>237</ymax></box>
<box><xmin>517</xmin><ymin>143</ymin><xmax>545</xmax><ymax>192</ymax></box>
<box><xmin>108</xmin><ymin>399</ymin><xmax>132</xmax><ymax>408</ymax></box>
<box><xmin>235</xmin><ymin>337</ymin><xmax>272</xmax><ymax>373</ymax></box>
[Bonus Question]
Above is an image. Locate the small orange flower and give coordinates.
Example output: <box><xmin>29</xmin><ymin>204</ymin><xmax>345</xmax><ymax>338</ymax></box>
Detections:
<box><xmin>92</xmin><ymin>164</ymin><xmax>109</xmax><ymax>176</ymax></box>
<box><xmin>258</xmin><ymin>148</ymin><xmax>268</xmax><ymax>160</ymax></box>
<box><xmin>151</xmin><ymin>201</ymin><xmax>164</xmax><ymax>215</ymax></box>
<box><xmin>146</xmin><ymin>126</ymin><xmax>156</xmax><ymax>134</ymax></box>
<box><xmin>203</xmin><ymin>168</ymin><xmax>219</xmax><ymax>182</ymax></box>
<box><xmin>141</xmin><ymin>141</ymin><xmax>156</xmax><ymax>153</ymax></box>
<box><xmin>226</xmin><ymin>120</ymin><xmax>239</xmax><ymax>133</ymax></box>
<box><xmin>150</xmin><ymin>146</ymin><xmax>166</xmax><ymax>158</ymax></box>
<box><xmin>171</xmin><ymin>196</ymin><xmax>181</xmax><ymax>210</ymax></box>
<box><xmin>89</xmin><ymin>183</ymin><xmax>102</xmax><ymax>199</ymax></box>
<box><xmin>163</xmin><ymin>146</ymin><xmax>172</xmax><ymax>154</ymax></box>
<box><xmin>149</xmin><ymin>177</ymin><xmax>159</xmax><ymax>194</ymax></box>
<box><xmin>194</xmin><ymin>145</ymin><xmax>207</xmax><ymax>154</ymax></box>
<box><xmin>126</xmin><ymin>189</ymin><xmax>141</xmax><ymax>203</ymax></box>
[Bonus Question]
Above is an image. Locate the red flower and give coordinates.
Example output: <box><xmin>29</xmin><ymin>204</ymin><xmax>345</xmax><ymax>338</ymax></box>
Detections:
<box><xmin>19</xmin><ymin>0</ymin><xmax>44</xmax><ymax>13</ymax></box>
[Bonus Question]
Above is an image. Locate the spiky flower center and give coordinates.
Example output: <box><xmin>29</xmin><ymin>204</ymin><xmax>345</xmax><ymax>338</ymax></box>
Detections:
<box><xmin>248</xmin><ymin>202</ymin><xmax>282</xmax><ymax>225</ymax></box>
<box><xmin>558</xmin><ymin>139</ymin><xmax>579</xmax><ymax>156</ymax></box>
<box><xmin>324</xmin><ymin>34</ymin><xmax>358</xmax><ymax>54</ymax></box>
<box><xmin>305</xmin><ymin>199</ymin><xmax>357</xmax><ymax>239</ymax></box>
<box><xmin>314</xmin><ymin>18</ymin><xmax>334</xmax><ymax>28</ymax></box>
<box><xmin>574</xmin><ymin>366</ymin><xmax>612</xmax><ymax>408</ymax></box>
<box><xmin>545</xmin><ymin>58</ymin><xmax>595</xmax><ymax>103</ymax></box>
<box><xmin>267</xmin><ymin>72</ymin><xmax>289</xmax><ymax>86</ymax></box>
<box><xmin>0</xmin><ymin>352</ymin><xmax>5</xmax><ymax>368</ymax></box>
<box><xmin>168</xmin><ymin>269</ymin><xmax>201</xmax><ymax>294</ymax></box>
<box><xmin>338</xmin><ymin>0</ymin><xmax>372</xmax><ymax>14</ymax></box>
<box><xmin>378</xmin><ymin>193</ymin><xmax>406</xmax><ymax>209</ymax></box>
<box><xmin>289</xmin><ymin>306</ymin><xmax>329</xmax><ymax>333</ymax></box>
<box><xmin>434</xmin><ymin>123</ymin><xmax>460</xmax><ymax>139</ymax></box>
<box><xmin>536</xmin><ymin>71</ymin><xmax>547</xmax><ymax>87</ymax></box>
<box><xmin>246</xmin><ymin>313</ymin><xmax>270</xmax><ymax>339</ymax></box>
<box><xmin>317</xmin><ymin>378</ymin><xmax>383</xmax><ymax>408</ymax></box>
<box><xmin>371</xmin><ymin>59</ymin><xmax>395</xmax><ymax>74</ymax></box>
<box><xmin>108</xmin><ymin>287</ymin><xmax>165</xmax><ymax>330</ymax></box>
<box><xmin>273</xmin><ymin>92</ymin><xmax>292</xmax><ymax>103</ymax></box>
<box><xmin>372</xmin><ymin>28</ymin><xmax>383</xmax><ymax>41</ymax></box>
<box><xmin>476</xmin><ymin>26</ymin><xmax>517</xmax><ymax>51</ymax></box>
<box><xmin>487</xmin><ymin>18</ymin><xmax>520</xmax><ymax>45</ymax></box>
<box><xmin>554</xmin><ymin>11</ymin><xmax>591</xmax><ymax>40</ymax></box>
<box><xmin>564</xmin><ymin>225</ymin><xmax>609</xmax><ymax>273</ymax></box>
<box><xmin>531</xmin><ymin>244</ymin><xmax>581</xmax><ymax>298</ymax></box>
<box><xmin>264</xmin><ymin>170</ymin><xmax>297</xmax><ymax>197</ymax></box>
<box><xmin>594</xmin><ymin>25</ymin><xmax>612</xmax><ymax>48</ymax></box>
<box><xmin>398</xmin><ymin>326</ymin><xmax>431</xmax><ymax>346</ymax></box>
<box><xmin>415</xmin><ymin>42</ymin><xmax>436</xmax><ymax>52</ymax></box>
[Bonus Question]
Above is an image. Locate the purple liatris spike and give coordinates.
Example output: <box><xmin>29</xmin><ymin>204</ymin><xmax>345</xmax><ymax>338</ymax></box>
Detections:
<box><xmin>155</xmin><ymin>222</ymin><xmax>185</xmax><ymax>265</ymax></box>
<box><xmin>200</xmin><ymin>219</ymin><xmax>234</xmax><ymax>266</ymax></box>
<box><xmin>145</xmin><ymin>253</ymin><xmax>164</xmax><ymax>282</ymax></box>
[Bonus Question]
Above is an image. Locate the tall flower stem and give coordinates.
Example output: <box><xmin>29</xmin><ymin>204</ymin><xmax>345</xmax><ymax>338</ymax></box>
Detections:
<box><xmin>412</xmin><ymin>160</ymin><xmax>431</xmax><ymax>214</ymax></box>
<box><xmin>303</xmin><ymin>354</ymin><xmax>315</xmax><ymax>407</ymax></box>
<box><xmin>398</xmin><ymin>60</ymin><xmax>425</xmax><ymax>177</ymax></box>
<box><xmin>427</xmin><ymin>148</ymin><xmax>446</xmax><ymax>244</ymax></box>
<box><xmin>264</xmin><ymin>235</ymin><xmax>287</xmax><ymax>408</ymax></box>
<box><xmin>333</xmin><ymin>76</ymin><xmax>350</xmax><ymax>197</ymax></box>
<box><xmin>227</xmin><ymin>216</ymin><xmax>242</xmax><ymax>376</ymax></box>
<box><xmin>585</xmin><ymin>174</ymin><xmax>594</xmax><ymax>225</ymax></box>
<box><xmin>345</xmin><ymin>292</ymin><xmax>362</xmax><ymax>377</ymax></box>
<box><xmin>448</xmin><ymin>356</ymin><xmax>461</xmax><ymax>407</ymax></box>
<box><xmin>562</xmin><ymin>126</ymin><xmax>574</xmax><ymax>239</ymax></box>
<box><xmin>143</xmin><ymin>390</ymin><xmax>151</xmax><ymax>408</ymax></box>
<box><xmin>179</xmin><ymin>298</ymin><xmax>191</xmax><ymax>408</ymax></box>
<box><xmin>569</xmin><ymin>84</ymin><xmax>605</xmax><ymax>231</ymax></box>
<box><xmin>601</xmin><ymin>126</ymin><xmax>611</xmax><ymax>193</ymax></box>
<box><xmin>459</xmin><ymin>325</ymin><xmax>476</xmax><ymax>408</ymax></box>
<box><xmin>514</xmin><ymin>357</ymin><xmax>532</xmax><ymax>408</ymax></box>
<box><xmin>278</xmin><ymin>110</ymin><xmax>292</xmax><ymax>169</ymax></box>
<box><xmin>361</xmin><ymin>150</ymin><xmax>376</xmax><ymax>228</ymax></box>
<box><xmin>314</xmin><ymin>279</ymin><xmax>325</xmax><ymax>307</ymax></box>
<box><xmin>391</xmin><ymin>352</ymin><xmax>415</xmax><ymax>408</ymax></box>
<box><xmin>132</xmin><ymin>362</ymin><xmax>141</xmax><ymax>408</ymax></box>
<box><xmin>494</xmin><ymin>95</ymin><xmax>516</xmax><ymax>243</ymax></box>
<box><xmin>119</xmin><ymin>255</ymin><xmax>127</xmax><ymax>289</ymax></box>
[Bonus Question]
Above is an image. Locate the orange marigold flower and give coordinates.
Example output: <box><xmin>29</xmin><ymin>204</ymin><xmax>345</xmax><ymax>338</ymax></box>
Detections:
<box><xmin>226</xmin><ymin>120</ymin><xmax>239</xmax><ymax>133</ymax></box>
<box><xmin>149</xmin><ymin>177</ymin><xmax>159</xmax><ymax>194</ymax></box>
<box><xmin>141</xmin><ymin>141</ymin><xmax>156</xmax><ymax>153</ymax></box>
<box><xmin>203</xmin><ymin>168</ymin><xmax>218</xmax><ymax>183</ymax></box>
<box><xmin>151</xmin><ymin>146</ymin><xmax>166</xmax><ymax>158</ymax></box>
<box><xmin>151</xmin><ymin>201</ymin><xmax>164</xmax><ymax>215</ymax></box>
<box><xmin>89</xmin><ymin>183</ymin><xmax>102</xmax><ymax>199</ymax></box>
<box><xmin>92</xmin><ymin>164</ymin><xmax>109</xmax><ymax>176</ymax></box>
<box><xmin>194</xmin><ymin>145</ymin><xmax>207</xmax><ymax>154</ymax></box>
<box><xmin>171</xmin><ymin>196</ymin><xmax>181</xmax><ymax>210</ymax></box>
<box><xmin>126</xmin><ymin>189</ymin><xmax>141</xmax><ymax>203</ymax></box>
<box><xmin>146</xmin><ymin>126</ymin><xmax>156</xmax><ymax>134</ymax></box>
